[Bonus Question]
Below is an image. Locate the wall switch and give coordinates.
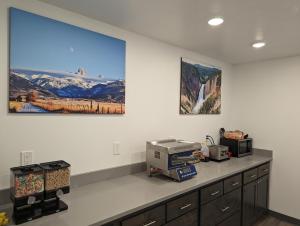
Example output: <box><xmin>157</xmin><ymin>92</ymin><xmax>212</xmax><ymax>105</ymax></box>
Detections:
<box><xmin>20</xmin><ymin>151</ymin><xmax>34</xmax><ymax>166</ymax></box>
<box><xmin>113</xmin><ymin>142</ymin><xmax>120</xmax><ymax>155</ymax></box>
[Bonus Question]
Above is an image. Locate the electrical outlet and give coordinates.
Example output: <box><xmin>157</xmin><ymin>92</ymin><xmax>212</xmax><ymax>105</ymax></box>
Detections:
<box><xmin>20</xmin><ymin>151</ymin><xmax>33</xmax><ymax>166</ymax></box>
<box><xmin>113</xmin><ymin>141</ymin><xmax>120</xmax><ymax>155</ymax></box>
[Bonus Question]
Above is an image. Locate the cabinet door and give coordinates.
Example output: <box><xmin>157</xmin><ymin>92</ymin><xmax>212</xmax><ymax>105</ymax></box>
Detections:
<box><xmin>256</xmin><ymin>175</ymin><xmax>269</xmax><ymax>218</ymax></box>
<box><xmin>242</xmin><ymin>181</ymin><xmax>256</xmax><ymax>226</ymax></box>
<box><xmin>217</xmin><ymin>211</ymin><xmax>241</xmax><ymax>226</ymax></box>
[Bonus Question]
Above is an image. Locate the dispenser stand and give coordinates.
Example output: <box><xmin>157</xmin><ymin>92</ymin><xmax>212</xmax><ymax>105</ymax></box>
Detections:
<box><xmin>13</xmin><ymin>203</ymin><xmax>43</xmax><ymax>225</ymax></box>
<box><xmin>42</xmin><ymin>197</ymin><xmax>68</xmax><ymax>216</ymax></box>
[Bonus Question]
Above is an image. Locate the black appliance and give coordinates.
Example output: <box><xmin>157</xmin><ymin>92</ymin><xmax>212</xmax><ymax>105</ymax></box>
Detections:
<box><xmin>220</xmin><ymin>138</ymin><xmax>253</xmax><ymax>157</ymax></box>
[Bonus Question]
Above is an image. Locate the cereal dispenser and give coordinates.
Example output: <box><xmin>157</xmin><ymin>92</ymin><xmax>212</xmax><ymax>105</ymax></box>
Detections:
<box><xmin>40</xmin><ymin>160</ymin><xmax>70</xmax><ymax>215</ymax></box>
<box><xmin>10</xmin><ymin>164</ymin><xmax>44</xmax><ymax>224</ymax></box>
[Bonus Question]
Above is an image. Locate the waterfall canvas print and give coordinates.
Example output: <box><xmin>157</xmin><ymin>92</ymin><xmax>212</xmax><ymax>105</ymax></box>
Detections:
<box><xmin>9</xmin><ymin>8</ymin><xmax>126</xmax><ymax>114</ymax></box>
<box><xmin>180</xmin><ymin>58</ymin><xmax>222</xmax><ymax>114</ymax></box>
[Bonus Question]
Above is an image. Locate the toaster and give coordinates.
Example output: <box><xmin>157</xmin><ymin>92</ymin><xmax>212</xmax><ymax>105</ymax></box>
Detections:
<box><xmin>209</xmin><ymin>145</ymin><xmax>229</xmax><ymax>161</ymax></box>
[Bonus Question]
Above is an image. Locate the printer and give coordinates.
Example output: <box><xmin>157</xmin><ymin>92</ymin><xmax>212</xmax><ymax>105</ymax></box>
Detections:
<box><xmin>146</xmin><ymin>139</ymin><xmax>202</xmax><ymax>182</ymax></box>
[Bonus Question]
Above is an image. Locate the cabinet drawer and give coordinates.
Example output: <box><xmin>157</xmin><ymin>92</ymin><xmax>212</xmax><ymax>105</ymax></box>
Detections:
<box><xmin>258</xmin><ymin>163</ymin><xmax>270</xmax><ymax>178</ymax></box>
<box><xmin>167</xmin><ymin>191</ymin><xmax>198</xmax><ymax>221</ymax></box>
<box><xmin>165</xmin><ymin>209</ymin><xmax>198</xmax><ymax>226</ymax></box>
<box><xmin>201</xmin><ymin>188</ymin><xmax>242</xmax><ymax>226</ymax></box>
<box><xmin>224</xmin><ymin>174</ymin><xmax>242</xmax><ymax>194</ymax></box>
<box><xmin>103</xmin><ymin>223</ymin><xmax>120</xmax><ymax>226</ymax></box>
<box><xmin>122</xmin><ymin>205</ymin><xmax>165</xmax><ymax>226</ymax></box>
<box><xmin>200</xmin><ymin>182</ymin><xmax>223</xmax><ymax>204</ymax></box>
<box><xmin>217</xmin><ymin>211</ymin><xmax>241</xmax><ymax>226</ymax></box>
<box><xmin>243</xmin><ymin>168</ymin><xmax>258</xmax><ymax>185</ymax></box>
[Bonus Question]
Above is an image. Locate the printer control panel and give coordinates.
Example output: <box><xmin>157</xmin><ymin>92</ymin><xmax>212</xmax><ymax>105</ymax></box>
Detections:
<box><xmin>176</xmin><ymin>164</ymin><xmax>197</xmax><ymax>181</ymax></box>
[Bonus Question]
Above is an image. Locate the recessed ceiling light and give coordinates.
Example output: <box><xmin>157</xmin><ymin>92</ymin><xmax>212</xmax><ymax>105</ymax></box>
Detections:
<box><xmin>208</xmin><ymin>17</ymin><xmax>224</xmax><ymax>26</ymax></box>
<box><xmin>252</xmin><ymin>42</ymin><xmax>266</xmax><ymax>49</ymax></box>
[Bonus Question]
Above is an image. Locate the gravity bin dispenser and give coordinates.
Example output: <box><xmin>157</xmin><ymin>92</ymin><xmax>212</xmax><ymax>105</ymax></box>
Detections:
<box><xmin>10</xmin><ymin>164</ymin><xmax>45</xmax><ymax>224</ymax></box>
<box><xmin>40</xmin><ymin>160</ymin><xmax>70</xmax><ymax>215</ymax></box>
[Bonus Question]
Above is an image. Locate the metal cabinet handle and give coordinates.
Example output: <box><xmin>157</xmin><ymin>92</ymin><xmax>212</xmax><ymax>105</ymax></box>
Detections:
<box><xmin>143</xmin><ymin>220</ymin><xmax>157</xmax><ymax>226</ymax></box>
<box><xmin>232</xmin><ymin>182</ymin><xmax>239</xmax><ymax>186</ymax></box>
<box><xmin>210</xmin><ymin>191</ymin><xmax>220</xmax><ymax>196</ymax></box>
<box><xmin>180</xmin><ymin>203</ymin><xmax>192</xmax><ymax>210</ymax></box>
<box><xmin>263</xmin><ymin>169</ymin><xmax>269</xmax><ymax>172</ymax></box>
<box><xmin>250</xmin><ymin>174</ymin><xmax>257</xmax><ymax>178</ymax></box>
<box><xmin>257</xmin><ymin>179</ymin><xmax>262</xmax><ymax>184</ymax></box>
<box><xmin>221</xmin><ymin>206</ymin><xmax>230</xmax><ymax>212</ymax></box>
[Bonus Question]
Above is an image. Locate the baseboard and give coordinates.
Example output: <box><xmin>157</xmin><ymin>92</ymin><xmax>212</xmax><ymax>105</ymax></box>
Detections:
<box><xmin>268</xmin><ymin>210</ymin><xmax>300</xmax><ymax>225</ymax></box>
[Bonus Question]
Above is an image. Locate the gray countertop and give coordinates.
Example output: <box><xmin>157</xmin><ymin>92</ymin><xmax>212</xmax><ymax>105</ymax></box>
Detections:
<box><xmin>2</xmin><ymin>151</ymin><xmax>272</xmax><ymax>226</ymax></box>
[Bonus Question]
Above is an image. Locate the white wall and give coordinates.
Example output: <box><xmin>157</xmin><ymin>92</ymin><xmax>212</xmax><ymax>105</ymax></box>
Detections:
<box><xmin>231</xmin><ymin>56</ymin><xmax>300</xmax><ymax>219</ymax></box>
<box><xmin>0</xmin><ymin>0</ymin><xmax>233</xmax><ymax>190</ymax></box>
<box><xmin>1</xmin><ymin>0</ymin><xmax>299</xmax><ymax>221</ymax></box>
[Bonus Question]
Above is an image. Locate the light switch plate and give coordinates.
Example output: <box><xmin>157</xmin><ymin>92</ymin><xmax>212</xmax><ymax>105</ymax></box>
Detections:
<box><xmin>113</xmin><ymin>142</ymin><xmax>120</xmax><ymax>155</ymax></box>
<box><xmin>20</xmin><ymin>151</ymin><xmax>33</xmax><ymax>166</ymax></box>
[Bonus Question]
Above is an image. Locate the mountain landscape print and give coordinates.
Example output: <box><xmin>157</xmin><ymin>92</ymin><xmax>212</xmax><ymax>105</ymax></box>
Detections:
<box><xmin>9</xmin><ymin>8</ymin><xmax>126</xmax><ymax>114</ymax></box>
<box><xmin>180</xmin><ymin>58</ymin><xmax>221</xmax><ymax>114</ymax></box>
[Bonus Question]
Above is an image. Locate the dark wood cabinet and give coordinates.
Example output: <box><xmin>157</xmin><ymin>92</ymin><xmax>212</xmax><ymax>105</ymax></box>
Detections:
<box><xmin>242</xmin><ymin>163</ymin><xmax>270</xmax><ymax>226</ymax></box>
<box><xmin>242</xmin><ymin>181</ymin><xmax>257</xmax><ymax>226</ymax></box>
<box><xmin>256</xmin><ymin>175</ymin><xmax>269</xmax><ymax>218</ymax></box>
<box><xmin>103</xmin><ymin>162</ymin><xmax>270</xmax><ymax>226</ymax></box>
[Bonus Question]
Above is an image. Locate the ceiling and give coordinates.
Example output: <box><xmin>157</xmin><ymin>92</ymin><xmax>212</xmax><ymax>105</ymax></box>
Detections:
<box><xmin>39</xmin><ymin>0</ymin><xmax>300</xmax><ymax>64</ymax></box>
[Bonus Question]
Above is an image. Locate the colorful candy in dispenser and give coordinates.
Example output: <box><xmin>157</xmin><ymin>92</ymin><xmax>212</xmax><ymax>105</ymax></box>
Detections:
<box><xmin>15</xmin><ymin>173</ymin><xmax>44</xmax><ymax>198</ymax></box>
<box><xmin>40</xmin><ymin>161</ymin><xmax>70</xmax><ymax>199</ymax></box>
<box><xmin>10</xmin><ymin>165</ymin><xmax>44</xmax><ymax>224</ymax></box>
<box><xmin>10</xmin><ymin>165</ymin><xmax>44</xmax><ymax>206</ymax></box>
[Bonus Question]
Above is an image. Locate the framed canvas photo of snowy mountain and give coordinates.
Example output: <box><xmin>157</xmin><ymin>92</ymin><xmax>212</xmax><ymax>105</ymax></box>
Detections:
<box><xmin>180</xmin><ymin>58</ymin><xmax>222</xmax><ymax>114</ymax></box>
<box><xmin>9</xmin><ymin>8</ymin><xmax>126</xmax><ymax>114</ymax></box>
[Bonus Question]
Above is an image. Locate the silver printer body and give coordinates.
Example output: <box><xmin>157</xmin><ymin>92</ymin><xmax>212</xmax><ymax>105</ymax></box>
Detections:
<box><xmin>146</xmin><ymin>139</ymin><xmax>202</xmax><ymax>181</ymax></box>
